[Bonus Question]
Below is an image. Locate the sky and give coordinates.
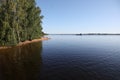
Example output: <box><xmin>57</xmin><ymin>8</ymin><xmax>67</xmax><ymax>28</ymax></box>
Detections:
<box><xmin>36</xmin><ymin>0</ymin><xmax>120</xmax><ymax>34</ymax></box>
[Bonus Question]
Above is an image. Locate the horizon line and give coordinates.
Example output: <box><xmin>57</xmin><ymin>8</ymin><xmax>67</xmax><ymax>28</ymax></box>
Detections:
<box><xmin>48</xmin><ymin>33</ymin><xmax>120</xmax><ymax>35</ymax></box>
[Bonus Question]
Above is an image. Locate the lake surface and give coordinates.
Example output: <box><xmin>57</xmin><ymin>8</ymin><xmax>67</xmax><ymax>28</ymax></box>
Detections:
<box><xmin>0</xmin><ymin>35</ymin><xmax>120</xmax><ymax>80</ymax></box>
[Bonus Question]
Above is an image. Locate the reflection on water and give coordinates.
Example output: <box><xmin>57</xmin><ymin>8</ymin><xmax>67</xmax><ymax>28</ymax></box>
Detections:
<box><xmin>0</xmin><ymin>42</ymin><xmax>42</xmax><ymax>80</ymax></box>
<box><xmin>1</xmin><ymin>35</ymin><xmax>120</xmax><ymax>80</ymax></box>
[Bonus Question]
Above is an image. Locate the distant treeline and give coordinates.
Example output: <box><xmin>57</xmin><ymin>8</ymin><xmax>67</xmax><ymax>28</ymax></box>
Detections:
<box><xmin>49</xmin><ymin>33</ymin><xmax>120</xmax><ymax>35</ymax></box>
<box><xmin>76</xmin><ymin>33</ymin><xmax>120</xmax><ymax>35</ymax></box>
<box><xmin>0</xmin><ymin>0</ymin><xmax>43</xmax><ymax>46</ymax></box>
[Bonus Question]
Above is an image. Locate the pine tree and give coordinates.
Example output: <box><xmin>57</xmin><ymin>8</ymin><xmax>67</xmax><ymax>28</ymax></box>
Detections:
<box><xmin>26</xmin><ymin>0</ymin><xmax>43</xmax><ymax>40</ymax></box>
<box><xmin>0</xmin><ymin>0</ymin><xmax>43</xmax><ymax>46</ymax></box>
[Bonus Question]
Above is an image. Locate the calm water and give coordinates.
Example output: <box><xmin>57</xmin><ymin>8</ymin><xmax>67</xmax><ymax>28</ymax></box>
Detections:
<box><xmin>0</xmin><ymin>35</ymin><xmax>120</xmax><ymax>80</ymax></box>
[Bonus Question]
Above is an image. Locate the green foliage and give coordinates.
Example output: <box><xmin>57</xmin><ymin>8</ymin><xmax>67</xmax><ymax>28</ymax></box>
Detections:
<box><xmin>0</xmin><ymin>0</ymin><xmax>43</xmax><ymax>46</ymax></box>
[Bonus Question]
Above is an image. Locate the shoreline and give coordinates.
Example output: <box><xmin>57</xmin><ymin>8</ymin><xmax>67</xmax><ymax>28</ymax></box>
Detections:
<box><xmin>0</xmin><ymin>37</ymin><xmax>49</xmax><ymax>50</ymax></box>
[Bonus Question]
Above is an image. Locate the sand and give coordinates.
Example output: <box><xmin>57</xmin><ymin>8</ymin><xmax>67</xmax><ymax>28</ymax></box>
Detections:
<box><xmin>0</xmin><ymin>37</ymin><xmax>49</xmax><ymax>50</ymax></box>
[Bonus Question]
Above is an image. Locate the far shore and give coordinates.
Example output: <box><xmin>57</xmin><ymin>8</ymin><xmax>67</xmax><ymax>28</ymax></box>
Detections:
<box><xmin>49</xmin><ymin>33</ymin><xmax>120</xmax><ymax>36</ymax></box>
<box><xmin>0</xmin><ymin>37</ymin><xmax>50</xmax><ymax>50</ymax></box>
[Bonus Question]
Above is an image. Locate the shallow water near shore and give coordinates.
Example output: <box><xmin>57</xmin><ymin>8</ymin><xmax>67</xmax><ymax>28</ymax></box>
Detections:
<box><xmin>0</xmin><ymin>35</ymin><xmax>120</xmax><ymax>80</ymax></box>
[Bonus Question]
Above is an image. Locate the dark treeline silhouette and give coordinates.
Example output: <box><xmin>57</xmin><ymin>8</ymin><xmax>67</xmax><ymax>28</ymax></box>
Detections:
<box><xmin>0</xmin><ymin>0</ymin><xmax>43</xmax><ymax>46</ymax></box>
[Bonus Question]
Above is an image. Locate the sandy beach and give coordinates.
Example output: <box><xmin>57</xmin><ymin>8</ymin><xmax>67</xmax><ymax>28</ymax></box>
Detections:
<box><xmin>0</xmin><ymin>37</ymin><xmax>49</xmax><ymax>50</ymax></box>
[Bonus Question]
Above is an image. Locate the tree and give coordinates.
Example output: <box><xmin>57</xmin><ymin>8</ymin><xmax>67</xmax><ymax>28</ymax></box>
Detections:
<box><xmin>26</xmin><ymin>0</ymin><xmax>43</xmax><ymax>40</ymax></box>
<box><xmin>0</xmin><ymin>0</ymin><xmax>43</xmax><ymax>46</ymax></box>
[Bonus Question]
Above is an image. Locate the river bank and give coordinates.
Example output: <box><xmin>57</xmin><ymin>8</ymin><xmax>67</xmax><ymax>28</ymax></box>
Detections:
<box><xmin>0</xmin><ymin>37</ymin><xmax>49</xmax><ymax>50</ymax></box>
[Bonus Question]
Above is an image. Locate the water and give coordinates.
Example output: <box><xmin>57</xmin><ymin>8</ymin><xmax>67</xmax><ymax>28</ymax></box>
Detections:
<box><xmin>0</xmin><ymin>42</ymin><xmax>42</xmax><ymax>80</ymax></box>
<box><xmin>0</xmin><ymin>35</ymin><xmax>120</xmax><ymax>80</ymax></box>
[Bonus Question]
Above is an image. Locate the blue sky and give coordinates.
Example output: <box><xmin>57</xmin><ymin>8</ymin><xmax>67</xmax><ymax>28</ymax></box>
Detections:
<box><xmin>36</xmin><ymin>0</ymin><xmax>120</xmax><ymax>34</ymax></box>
